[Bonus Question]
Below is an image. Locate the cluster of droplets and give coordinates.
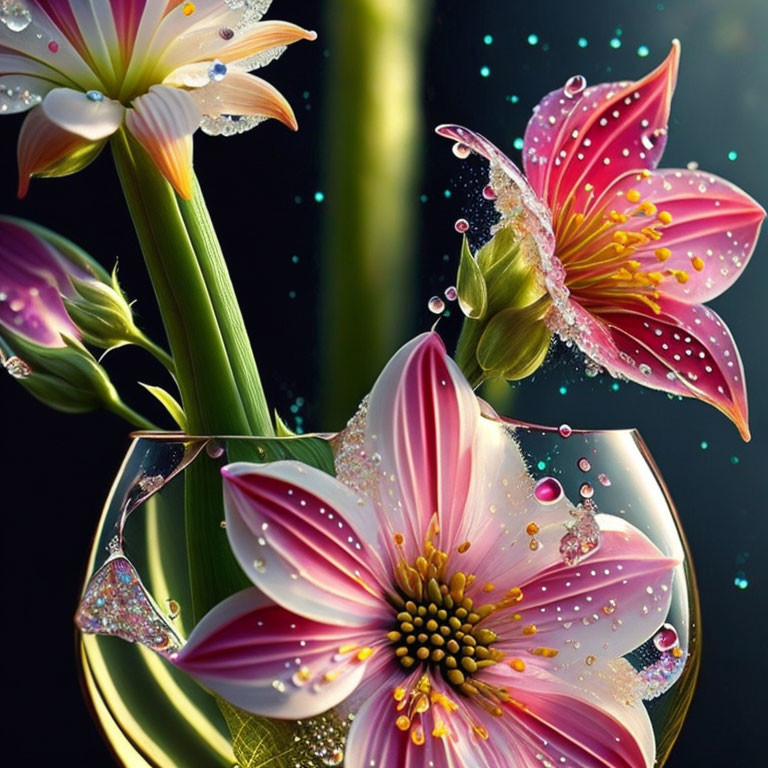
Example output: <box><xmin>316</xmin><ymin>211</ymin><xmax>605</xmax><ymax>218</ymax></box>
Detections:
<box><xmin>2</xmin><ymin>353</ymin><xmax>31</xmax><ymax>379</ymax></box>
<box><xmin>427</xmin><ymin>285</ymin><xmax>457</xmax><ymax>315</ymax></box>
<box><xmin>292</xmin><ymin>711</ymin><xmax>352</xmax><ymax>767</ymax></box>
<box><xmin>225</xmin><ymin>0</ymin><xmax>272</xmax><ymax>29</ymax></box>
<box><xmin>0</xmin><ymin>0</ymin><xmax>31</xmax><ymax>32</ymax></box>
<box><xmin>200</xmin><ymin>114</ymin><xmax>269</xmax><ymax>137</ymax></box>
<box><xmin>0</xmin><ymin>82</ymin><xmax>41</xmax><ymax>113</ymax></box>
<box><xmin>559</xmin><ymin>501</ymin><xmax>601</xmax><ymax>566</ymax></box>
<box><xmin>333</xmin><ymin>396</ymin><xmax>382</xmax><ymax>496</ymax></box>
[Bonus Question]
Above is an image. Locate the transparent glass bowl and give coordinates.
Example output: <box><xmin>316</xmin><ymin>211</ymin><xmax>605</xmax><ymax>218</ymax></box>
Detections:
<box><xmin>78</xmin><ymin>426</ymin><xmax>700</xmax><ymax>767</ymax></box>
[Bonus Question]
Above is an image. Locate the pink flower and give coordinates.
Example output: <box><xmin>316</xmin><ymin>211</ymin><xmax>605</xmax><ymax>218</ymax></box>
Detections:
<box><xmin>0</xmin><ymin>215</ymin><xmax>94</xmax><ymax>346</ymax></box>
<box><xmin>174</xmin><ymin>333</ymin><xmax>677</xmax><ymax>768</ymax></box>
<box><xmin>437</xmin><ymin>41</ymin><xmax>764</xmax><ymax>441</ymax></box>
<box><xmin>1</xmin><ymin>1</ymin><xmax>315</xmax><ymax>197</ymax></box>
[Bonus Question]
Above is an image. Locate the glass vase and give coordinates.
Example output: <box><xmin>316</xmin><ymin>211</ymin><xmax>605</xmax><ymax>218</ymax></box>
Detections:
<box><xmin>77</xmin><ymin>426</ymin><xmax>700</xmax><ymax>767</ymax></box>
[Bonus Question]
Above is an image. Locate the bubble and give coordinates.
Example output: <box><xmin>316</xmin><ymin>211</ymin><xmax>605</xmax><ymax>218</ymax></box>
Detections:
<box><xmin>733</xmin><ymin>570</ymin><xmax>748</xmax><ymax>589</ymax></box>
<box><xmin>454</xmin><ymin>218</ymin><xmax>469</xmax><ymax>233</ymax></box>
<box><xmin>563</xmin><ymin>74</ymin><xmax>586</xmax><ymax>98</ymax></box>
<box><xmin>527</xmin><ymin>33</ymin><xmax>539</xmax><ymax>45</ymax></box>
<box><xmin>444</xmin><ymin>286</ymin><xmax>458</xmax><ymax>301</ymax></box>
<box><xmin>637</xmin><ymin>45</ymin><xmax>650</xmax><ymax>58</ymax></box>
<box><xmin>0</xmin><ymin>0</ymin><xmax>31</xmax><ymax>32</ymax></box>
<box><xmin>482</xmin><ymin>184</ymin><xmax>496</xmax><ymax>200</ymax></box>
<box><xmin>597</xmin><ymin>473</ymin><xmax>611</xmax><ymax>487</ymax></box>
<box><xmin>610</xmin><ymin>37</ymin><xmax>621</xmax><ymax>49</ymax></box>
<box><xmin>86</xmin><ymin>90</ymin><xmax>104</xmax><ymax>102</ymax></box>
<box><xmin>653</xmin><ymin>623</ymin><xmax>679</xmax><ymax>652</ymax></box>
<box><xmin>579</xmin><ymin>482</ymin><xmax>594</xmax><ymax>499</ymax></box>
<box><xmin>577</xmin><ymin>457</ymin><xmax>591</xmax><ymax>472</ymax></box>
<box><xmin>314</xmin><ymin>191</ymin><xmax>325</xmax><ymax>203</ymax></box>
<box><xmin>727</xmin><ymin>150</ymin><xmax>738</xmax><ymax>162</ymax></box>
<box><xmin>4</xmin><ymin>355</ymin><xmax>31</xmax><ymax>378</ymax></box>
<box><xmin>206</xmin><ymin>441</ymin><xmax>225</xmax><ymax>459</ymax></box>
<box><xmin>428</xmin><ymin>296</ymin><xmax>446</xmax><ymax>314</ymax></box>
<box><xmin>480</xmin><ymin>65</ymin><xmax>491</xmax><ymax>78</ymax></box>
<box><xmin>483</xmin><ymin>34</ymin><xmax>493</xmax><ymax>45</ymax></box>
<box><xmin>639</xmin><ymin>363</ymin><xmax>652</xmax><ymax>376</ymax></box>
<box><xmin>513</xmin><ymin>137</ymin><xmax>524</xmax><ymax>150</ymax></box>
<box><xmin>208</xmin><ymin>60</ymin><xmax>228</xmax><ymax>81</ymax></box>
<box><xmin>577</xmin><ymin>37</ymin><xmax>588</xmax><ymax>48</ymax></box>
<box><xmin>452</xmin><ymin>142</ymin><xmax>471</xmax><ymax>159</ymax></box>
<box><xmin>558</xmin><ymin>424</ymin><xmax>573</xmax><ymax>438</ymax></box>
<box><xmin>534</xmin><ymin>477</ymin><xmax>564</xmax><ymax>505</ymax></box>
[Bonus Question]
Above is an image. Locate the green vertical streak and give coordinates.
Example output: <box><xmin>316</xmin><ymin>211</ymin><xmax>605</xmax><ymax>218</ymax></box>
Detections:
<box><xmin>320</xmin><ymin>0</ymin><xmax>431</xmax><ymax>425</ymax></box>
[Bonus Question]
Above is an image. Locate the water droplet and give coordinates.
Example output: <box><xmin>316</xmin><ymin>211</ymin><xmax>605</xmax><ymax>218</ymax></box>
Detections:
<box><xmin>585</xmin><ymin>654</ymin><xmax>596</xmax><ymax>666</ymax></box>
<box><xmin>558</xmin><ymin>424</ymin><xmax>573</xmax><ymax>438</ymax></box>
<box><xmin>637</xmin><ymin>44</ymin><xmax>650</xmax><ymax>58</ymax></box>
<box><xmin>597</xmin><ymin>473</ymin><xmax>611</xmax><ymax>487</ymax></box>
<box><xmin>206</xmin><ymin>440</ymin><xmax>225</xmax><ymax>459</ymax></box>
<box><xmin>534</xmin><ymin>477</ymin><xmax>564</xmax><ymax>505</ymax></box>
<box><xmin>452</xmin><ymin>142</ymin><xmax>471</xmax><ymax>159</ymax></box>
<box><xmin>428</xmin><ymin>296</ymin><xmax>445</xmax><ymax>314</ymax></box>
<box><xmin>454</xmin><ymin>218</ymin><xmax>469</xmax><ymax>233</ymax></box>
<box><xmin>208</xmin><ymin>59</ymin><xmax>228</xmax><ymax>81</ymax></box>
<box><xmin>0</xmin><ymin>0</ymin><xmax>31</xmax><ymax>32</ymax></box>
<box><xmin>444</xmin><ymin>285</ymin><xmax>458</xmax><ymax>301</ymax></box>
<box><xmin>219</xmin><ymin>26</ymin><xmax>234</xmax><ymax>40</ymax></box>
<box><xmin>4</xmin><ymin>355</ymin><xmax>31</xmax><ymax>378</ymax></box>
<box><xmin>48</xmin><ymin>40</ymin><xmax>59</xmax><ymax>53</ymax></box>
<box><xmin>482</xmin><ymin>184</ymin><xmax>496</xmax><ymax>200</ymax></box>
<box><xmin>640</xmin><ymin>132</ymin><xmax>656</xmax><ymax>151</ymax></box>
<box><xmin>253</xmin><ymin>558</ymin><xmax>266</xmax><ymax>573</ymax></box>
<box><xmin>653</xmin><ymin>623</ymin><xmax>679</xmax><ymax>652</ymax></box>
<box><xmin>577</xmin><ymin>457</ymin><xmax>591</xmax><ymax>472</ymax></box>
<box><xmin>579</xmin><ymin>482</ymin><xmax>594</xmax><ymax>499</ymax></box>
<box><xmin>639</xmin><ymin>363</ymin><xmax>652</xmax><ymax>376</ymax></box>
<box><xmin>601</xmin><ymin>599</ymin><xmax>617</xmax><ymax>615</ymax></box>
<box><xmin>86</xmin><ymin>90</ymin><xmax>104</xmax><ymax>102</ymax></box>
<box><xmin>321</xmin><ymin>749</ymin><xmax>344</xmax><ymax>767</ymax></box>
<box><xmin>563</xmin><ymin>74</ymin><xmax>586</xmax><ymax>98</ymax></box>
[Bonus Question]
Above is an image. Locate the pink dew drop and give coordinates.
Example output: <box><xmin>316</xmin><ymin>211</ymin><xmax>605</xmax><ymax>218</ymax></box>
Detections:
<box><xmin>653</xmin><ymin>623</ymin><xmax>679</xmax><ymax>652</ymax></box>
<box><xmin>577</xmin><ymin>457</ymin><xmax>591</xmax><ymax>472</ymax></box>
<box><xmin>454</xmin><ymin>218</ymin><xmax>470</xmax><ymax>233</ymax></box>
<box><xmin>452</xmin><ymin>142</ymin><xmax>471</xmax><ymax>159</ymax></box>
<box><xmin>534</xmin><ymin>477</ymin><xmax>564</xmax><ymax>505</ymax></box>
<box><xmin>428</xmin><ymin>296</ymin><xmax>445</xmax><ymax>314</ymax></box>
<box><xmin>482</xmin><ymin>184</ymin><xmax>496</xmax><ymax>200</ymax></box>
<box><xmin>558</xmin><ymin>424</ymin><xmax>572</xmax><ymax>438</ymax></box>
<box><xmin>563</xmin><ymin>74</ymin><xmax>586</xmax><ymax>98</ymax></box>
<box><xmin>444</xmin><ymin>285</ymin><xmax>458</xmax><ymax>301</ymax></box>
<box><xmin>598</xmin><ymin>472</ymin><xmax>611</xmax><ymax>487</ymax></box>
<box><xmin>48</xmin><ymin>40</ymin><xmax>59</xmax><ymax>53</ymax></box>
<box><xmin>579</xmin><ymin>482</ymin><xmax>594</xmax><ymax>499</ymax></box>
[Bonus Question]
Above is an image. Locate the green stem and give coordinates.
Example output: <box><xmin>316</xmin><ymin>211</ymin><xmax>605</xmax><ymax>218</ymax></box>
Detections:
<box><xmin>110</xmin><ymin>128</ymin><xmax>264</xmax><ymax>619</ymax></box>
<box><xmin>106</xmin><ymin>396</ymin><xmax>158</xmax><ymax>430</ymax></box>
<box><xmin>454</xmin><ymin>317</ymin><xmax>487</xmax><ymax>389</ymax></box>
<box><xmin>135</xmin><ymin>333</ymin><xmax>177</xmax><ymax>375</ymax></box>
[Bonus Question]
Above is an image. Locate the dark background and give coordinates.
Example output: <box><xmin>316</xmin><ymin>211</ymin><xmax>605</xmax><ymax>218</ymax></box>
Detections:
<box><xmin>1</xmin><ymin>0</ymin><xmax>766</xmax><ymax>765</ymax></box>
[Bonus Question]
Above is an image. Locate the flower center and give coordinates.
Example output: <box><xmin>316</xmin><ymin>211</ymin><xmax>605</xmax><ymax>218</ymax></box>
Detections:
<box><xmin>388</xmin><ymin>578</ymin><xmax>503</xmax><ymax>689</ymax></box>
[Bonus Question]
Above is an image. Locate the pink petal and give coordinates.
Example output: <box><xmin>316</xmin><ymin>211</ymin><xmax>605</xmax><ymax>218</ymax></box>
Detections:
<box><xmin>222</xmin><ymin>461</ymin><xmax>391</xmax><ymax>627</ymax></box>
<box><xmin>584</xmin><ymin>167</ymin><xmax>765</xmax><ymax>304</ymax></box>
<box><xmin>16</xmin><ymin>106</ymin><xmax>101</xmax><ymax>197</ymax></box>
<box><xmin>482</xmin><ymin>662</ymin><xmax>655</xmax><ymax>768</ymax></box>
<box><xmin>487</xmin><ymin>515</ymin><xmax>677</xmax><ymax>663</ymax></box>
<box><xmin>596</xmin><ymin>300</ymin><xmax>750</xmax><ymax>440</ymax></box>
<box><xmin>125</xmin><ymin>84</ymin><xmax>201</xmax><ymax>199</ymax></box>
<box><xmin>190</xmin><ymin>70</ymin><xmax>297</xmax><ymax>130</ymax></box>
<box><xmin>175</xmin><ymin>588</ymin><xmax>379</xmax><ymax>718</ymax></box>
<box><xmin>0</xmin><ymin>216</ymin><xmax>85</xmax><ymax>345</ymax></box>
<box><xmin>40</xmin><ymin>87</ymin><xmax>124</xmax><ymax>141</ymax></box>
<box><xmin>524</xmin><ymin>42</ymin><xmax>680</xmax><ymax>219</ymax></box>
<box><xmin>361</xmin><ymin>332</ymin><xmax>479</xmax><ymax>562</ymax></box>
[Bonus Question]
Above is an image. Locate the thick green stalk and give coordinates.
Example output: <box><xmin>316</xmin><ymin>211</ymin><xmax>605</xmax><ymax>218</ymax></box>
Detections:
<box><xmin>111</xmin><ymin>129</ymin><xmax>264</xmax><ymax>618</ymax></box>
<box><xmin>320</xmin><ymin>0</ymin><xmax>431</xmax><ymax>426</ymax></box>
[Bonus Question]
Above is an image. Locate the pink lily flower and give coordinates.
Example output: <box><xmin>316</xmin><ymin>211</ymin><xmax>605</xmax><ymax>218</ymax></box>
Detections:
<box><xmin>437</xmin><ymin>41</ymin><xmax>764</xmax><ymax>441</ymax></box>
<box><xmin>0</xmin><ymin>0</ymin><xmax>316</xmax><ymax>198</ymax></box>
<box><xmin>0</xmin><ymin>215</ymin><xmax>97</xmax><ymax>346</ymax></box>
<box><xmin>174</xmin><ymin>333</ymin><xmax>677</xmax><ymax>768</ymax></box>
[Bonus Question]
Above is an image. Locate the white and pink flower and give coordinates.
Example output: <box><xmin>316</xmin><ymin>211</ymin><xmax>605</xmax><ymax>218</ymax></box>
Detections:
<box><xmin>174</xmin><ymin>333</ymin><xmax>678</xmax><ymax>768</ymax></box>
<box><xmin>1</xmin><ymin>0</ymin><xmax>315</xmax><ymax>197</ymax></box>
<box><xmin>438</xmin><ymin>41</ymin><xmax>764</xmax><ymax>441</ymax></box>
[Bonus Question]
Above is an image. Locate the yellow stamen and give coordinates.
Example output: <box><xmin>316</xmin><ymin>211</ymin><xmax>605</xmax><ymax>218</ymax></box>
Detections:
<box><xmin>509</xmin><ymin>658</ymin><xmax>526</xmax><ymax>672</ymax></box>
<box><xmin>323</xmin><ymin>670</ymin><xmax>340</xmax><ymax>682</ymax></box>
<box><xmin>395</xmin><ymin>715</ymin><xmax>411</xmax><ymax>731</ymax></box>
<box><xmin>356</xmin><ymin>647</ymin><xmax>375</xmax><ymax>661</ymax></box>
<box><xmin>691</xmin><ymin>256</ymin><xmax>705</xmax><ymax>271</ymax></box>
<box><xmin>525</xmin><ymin>522</ymin><xmax>539</xmax><ymax>536</ymax></box>
<box><xmin>393</xmin><ymin>687</ymin><xmax>407</xmax><ymax>702</ymax></box>
<box><xmin>626</xmin><ymin>189</ymin><xmax>641</xmax><ymax>203</ymax></box>
<box><xmin>626</xmin><ymin>260</ymin><xmax>642</xmax><ymax>271</ymax></box>
<box><xmin>532</xmin><ymin>647</ymin><xmax>559</xmax><ymax>658</ymax></box>
<box><xmin>338</xmin><ymin>643</ymin><xmax>358</xmax><ymax>654</ymax></box>
<box><xmin>522</xmin><ymin>624</ymin><xmax>537</xmax><ymax>636</ymax></box>
<box><xmin>411</xmin><ymin>725</ymin><xmax>425</xmax><ymax>745</ymax></box>
<box><xmin>648</xmin><ymin>272</ymin><xmax>664</xmax><ymax>285</ymax></box>
<box><xmin>457</xmin><ymin>540</ymin><xmax>471</xmax><ymax>554</ymax></box>
<box><xmin>393</xmin><ymin>532</ymin><xmax>405</xmax><ymax>546</ymax></box>
<box><xmin>657</xmin><ymin>210</ymin><xmax>673</xmax><ymax>225</ymax></box>
<box><xmin>640</xmin><ymin>201</ymin><xmax>657</xmax><ymax>216</ymax></box>
<box><xmin>182</xmin><ymin>1</ymin><xmax>195</xmax><ymax>16</ymax></box>
<box><xmin>655</xmin><ymin>247</ymin><xmax>672</xmax><ymax>262</ymax></box>
<box><xmin>482</xmin><ymin>582</ymin><xmax>495</xmax><ymax>593</ymax></box>
<box><xmin>641</xmin><ymin>226</ymin><xmax>663</xmax><ymax>241</ymax></box>
<box><xmin>473</xmin><ymin>725</ymin><xmax>490</xmax><ymax>740</ymax></box>
<box><xmin>609</xmin><ymin>210</ymin><xmax>628</xmax><ymax>223</ymax></box>
<box><xmin>671</xmin><ymin>269</ymin><xmax>690</xmax><ymax>284</ymax></box>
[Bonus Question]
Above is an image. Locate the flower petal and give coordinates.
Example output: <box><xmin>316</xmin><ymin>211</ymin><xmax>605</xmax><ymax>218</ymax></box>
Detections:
<box><xmin>40</xmin><ymin>87</ymin><xmax>124</xmax><ymax>140</ymax></box>
<box><xmin>174</xmin><ymin>588</ymin><xmax>378</xmax><ymax>718</ymax></box>
<box><xmin>190</xmin><ymin>69</ymin><xmax>297</xmax><ymax>130</ymax></box>
<box><xmin>482</xmin><ymin>662</ymin><xmax>656</xmax><ymax>768</ymax></box>
<box><xmin>16</xmin><ymin>105</ymin><xmax>104</xmax><ymax>197</ymax></box>
<box><xmin>587</xmin><ymin>167</ymin><xmax>765</xmax><ymax>304</ymax></box>
<box><xmin>487</xmin><ymin>515</ymin><xmax>677</xmax><ymax>663</ymax></box>
<box><xmin>524</xmin><ymin>41</ymin><xmax>680</xmax><ymax>219</ymax></box>
<box><xmin>361</xmin><ymin>332</ymin><xmax>480</xmax><ymax>561</ymax></box>
<box><xmin>125</xmin><ymin>84</ymin><xmax>201</xmax><ymax>199</ymax></box>
<box><xmin>222</xmin><ymin>461</ymin><xmax>391</xmax><ymax>626</ymax></box>
<box><xmin>0</xmin><ymin>73</ymin><xmax>53</xmax><ymax>113</ymax></box>
<box><xmin>597</xmin><ymin>300</ymin><xmax>750</xmax><ymax>440</ymax></box>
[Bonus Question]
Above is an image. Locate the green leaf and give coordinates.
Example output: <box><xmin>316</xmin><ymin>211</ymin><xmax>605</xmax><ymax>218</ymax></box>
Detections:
<box><xmin>457</xmin><ymin>235</ymin><xmax>488</xmax><ymax>319</ymax></box>
<box><xmin>140</xmin><ymin>383</ymin><xmax>187</xmax><ymax>429</ymax></box>
<box><xmin>274</xmin><ymin>410</ymin><xmax>297</xmax><ymax>437</ymax></box>
<box><xmin>239</xmin><ymin>434</ymin><xmax>336</xmax><ymax>477</ymax></box>
<box><xmin>476</xmin><ymin>225</ymin><xmax>518</xmax><ymax>272</ymax></box>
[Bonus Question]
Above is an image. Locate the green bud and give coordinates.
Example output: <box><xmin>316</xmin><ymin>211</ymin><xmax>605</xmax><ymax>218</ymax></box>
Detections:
<box><xmin>63</xmin><ymin>266</ymin><xmax>145</xmax><ymax>350</ymax></box>
<box><xmin>476</xmin><ymin>299</ymin><xmax>553</xmax><ymax>380</ymax></box>
<box><xmin>457</xmin><ymin>236</ymin><xmax>488</xmax><ymax>319</ymax></box>
<box><xmin>1</xmin><ymin>330</ymin><xmax>119</xmax><ymax>414</ymax></box>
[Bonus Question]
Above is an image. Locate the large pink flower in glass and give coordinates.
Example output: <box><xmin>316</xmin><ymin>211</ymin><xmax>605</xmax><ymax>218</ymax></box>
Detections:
<box><xmin>437</xmin><ymin>42</ymin><xmax>764</xmax><ymax>440</ymax></box>
<box><xmin>0</xmin><ymin>0</ymin><xmax>315</xmax><ymax>197</ymax></box>
<box><xmin>175</xmin><ymin>333</ymin><xmax>677</xmax><ymax>768</ymax></box>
